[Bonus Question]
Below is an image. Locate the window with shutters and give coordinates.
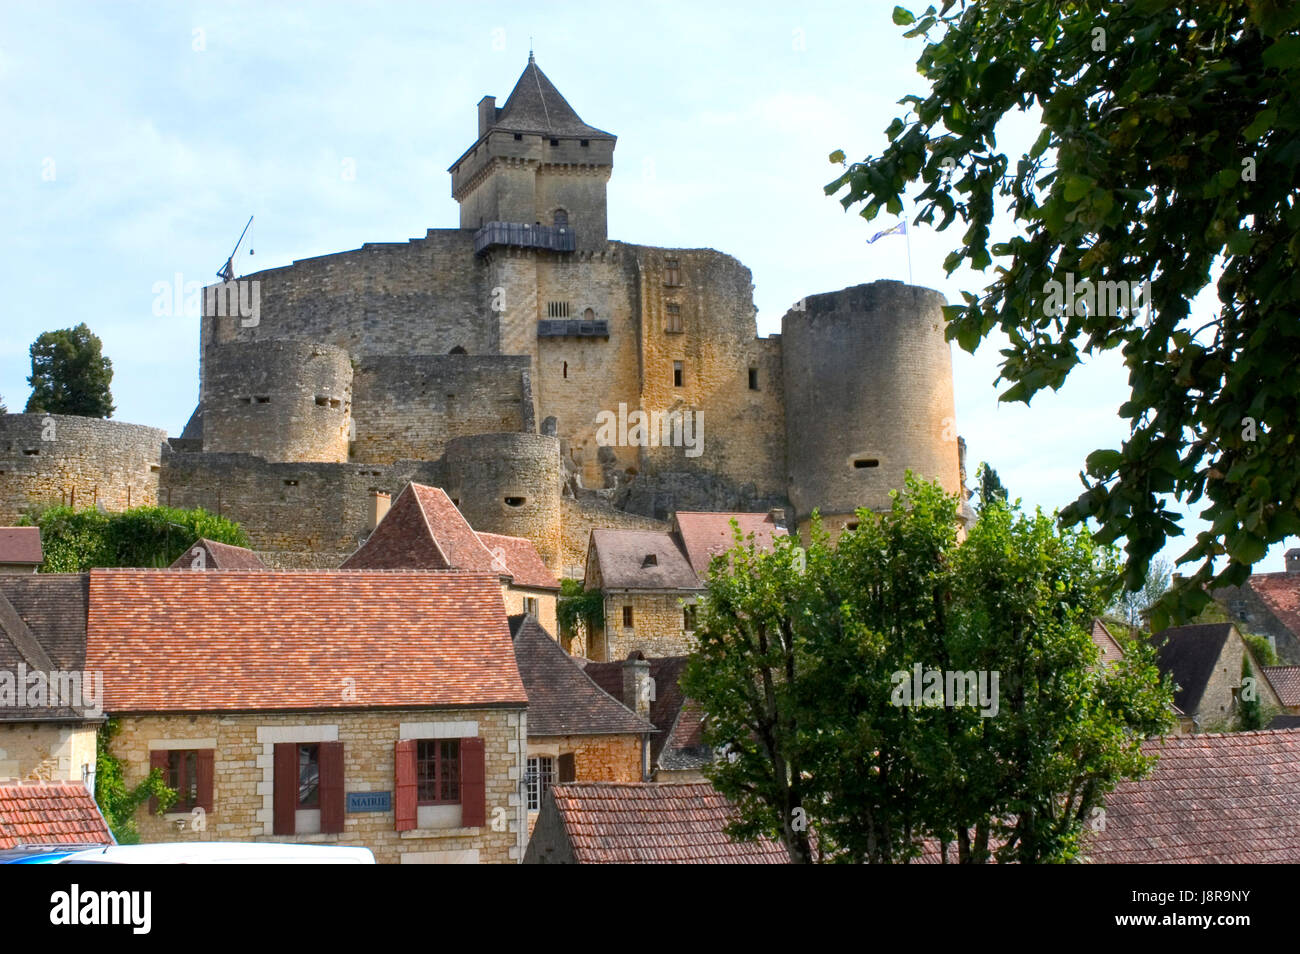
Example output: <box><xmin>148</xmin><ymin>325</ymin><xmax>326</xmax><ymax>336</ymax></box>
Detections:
<box><xmin>666</xmin><ymin>302</ymin><xmax>683</xmax><ymax>333</ymax></box>
<box><xmin>150</xmin><ymin>748</ymin><xmax>214</xmax><ymax>816</ymax></box>
<box><xmin>664</xmin><ymin>259</ymin><xmax>681</xmax><ymax>287</ymax></box>
<box><xmin>524</xmin><ymin>596</ymin><xmax>539</xmax><ymax>616</ymax></box>
<box><xmin>526</xmin><ymin>756</ymin><xmax>555</xmax><ymax>811</ymax></box>
<box><xmin>416</xmin><ymin>739</ymin><xmax>461</xmax><ymax>804</ymax></box>
<box><xmin>273</xmin><ymin>739</ymin><xmax>343</xmax><ymax>836</ymax></box>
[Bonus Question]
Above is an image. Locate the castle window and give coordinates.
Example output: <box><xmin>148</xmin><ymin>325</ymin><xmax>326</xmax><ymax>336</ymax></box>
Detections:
<box><xmin>547</xmin><ymin>301</ymin><xmax>571</xmax><ymax>319</ymax></box>
<box><xmin>329</xmin><ymin>399</ymin><xmax>341</xmax><ymax>409</ymax></box>
<box><xmin>514</xmin><ymin>133</ymin><xmax>522</xmax><ymax>141</ymax></box>
<box><xmin>583</xmin><ymin>307</ymin><xmax>595</xmax><ymax>321</ymax></box>
<box><xmin>315</xmin><ymin>396</ymin><xmax>329</xmax><ymax>407</ymax></box>
<box><xmin>748</xmin><ymin>368</ymin><xmax>759</xmax><ymax>390</ymax></box>
<box><xmin>665</xmin><ymin>259</ymin><xmax>681</xmax><ymax>286</ymax></box>
<box><xmin>504</xmin><ymin>496</ymin><xmax>526</xmax><ymax>507</ymax></box>
<box><xmin>255</xmin><ymin>396</ymin><xmax>270</xmax><ymax>404</ymax></box>
<box><xmin>580</xmin><ymin>139</ymin><xmax>589</xmax><ymax>147</ymax></box>
<box><xmin>549</xmin><ymin>138</ymin><xmax>559</xmax><ymax>146</ymax></box>
<box><xmin>853</xmin><ymin>458</ymin><xmax>880</xmax><ymax>469</ymax></box>
<box><xmin>666</xmin><ymin>303</ymin><xmax>683</xmax><ymax>334</ymax></box>
<box><xmin>623</xmin><ymin>606</ymin><xmax>634</xmax><ymax>628</ymax></box>
<box><xmin>673</xmin><ymin>361</ymin><xmax>684</xmax><ymax>388</ymax></box>
<box><xmin>449</xmin><ymin>345</ymin><xmax>467</xmax><ymax>355</ymax></box>
<box><xmin>563</xmin><ymin>361</ymin><xmax>568</xmax><ymax>379</ymax></box>
<box><xmin>150</xmin><ymin>465</ymin><xmax>160</xmax><ymax>473</ymax></box>
<box><xmin>22</xmin><ymin>448</ymin><xmax>38</xmax><ymax>456</ymax></box>
<box><xmin>846</xmin><ymin>522</ymin><xmax>860</xmax><ymax>532</ymax></box>
<box><xmin>553</xmin><ymin>209</ymin><xmax>569</xmax><ymax>230</ymax></box>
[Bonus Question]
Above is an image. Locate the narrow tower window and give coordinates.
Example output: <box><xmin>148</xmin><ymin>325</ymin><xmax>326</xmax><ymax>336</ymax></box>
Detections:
<box><xmin>748</xmin><ymin>368</ymin><xmax>759</xmax><ymax>390</ymax></box>
<box><xmin>673</xmin><ymin>361</ymin><xmax>684</xmax><ymax>388</ymax></box>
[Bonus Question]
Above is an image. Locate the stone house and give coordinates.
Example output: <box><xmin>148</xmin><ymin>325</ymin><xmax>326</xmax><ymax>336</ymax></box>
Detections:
<box><xmin>1213</xmin><ymin>548</ymin><xmax>1300</xmax><ymax>664</ymax></box>
<box><xmin>87</xmin><ymin>568</ymin><xmax>530</xmax><ymax>864</ymax></box>
<box><xmin>343</xmin><ymin>482</ymin><xmax>560</xmax><ymax>636</ymax></box>
<box><xmin>508</xmin><ymin>614</ymin><xmax>653</xmax><ymax>831</ymax></box>
<box><xmin>0</xmin><ymin>574</ymin><xmax>100</xmax><ymax>786</ymax></box>
<box><xmin>585</xmin><ymin>654</ymin><xmax>710</xmax><ymax>781</ymax></box>
<box><xmin>582</xmin><ymin>510</ymin><xmax>786</xmax><ymax>660</ymax></box>
<box><xmin>1154</xmin><ymin>622</ymin><xmax>1283</xmax><ymax>732</ymax></box>
<box><xmin>524</xmin><ymin>781</ymin><xmax>789</xmax><ymax>864</ymax></box>
<box><xmin>0</xmin><ymin>528</ymin><xmax>42</xmax><ymax>573</ymax></box>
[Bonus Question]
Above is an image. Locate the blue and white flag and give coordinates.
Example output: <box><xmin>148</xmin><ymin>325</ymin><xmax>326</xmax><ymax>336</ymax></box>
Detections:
<box><xmin>866</xmin><ymin>221</ymin><xmax>907</xmax><ymax>244</ymax></box>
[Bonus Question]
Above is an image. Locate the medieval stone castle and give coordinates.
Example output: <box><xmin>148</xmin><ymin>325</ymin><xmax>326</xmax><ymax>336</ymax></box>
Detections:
<box><xmin>0</xmin><ymin>56</ymin><xmax>965</xmax><ymax>575</ymax></box>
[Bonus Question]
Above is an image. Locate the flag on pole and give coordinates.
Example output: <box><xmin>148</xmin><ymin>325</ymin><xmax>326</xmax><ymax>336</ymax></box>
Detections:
<box><xmin>866</xmin><ymin>221</ymin><xmax>907</xmax><ymax>244</ymax></box>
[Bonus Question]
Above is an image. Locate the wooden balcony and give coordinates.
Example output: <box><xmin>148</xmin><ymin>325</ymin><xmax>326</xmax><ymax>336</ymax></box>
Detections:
<box><xmin>474</xmin><ymin>221</ymin><xmax>576</xmax><ymax>256</ymax></box>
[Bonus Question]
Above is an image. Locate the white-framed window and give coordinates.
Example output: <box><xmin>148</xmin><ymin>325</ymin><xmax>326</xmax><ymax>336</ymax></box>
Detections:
<box><xmin>526</xmin><ymin>756</ymin><xmax>555</xmax><ymax>811</ymax></box>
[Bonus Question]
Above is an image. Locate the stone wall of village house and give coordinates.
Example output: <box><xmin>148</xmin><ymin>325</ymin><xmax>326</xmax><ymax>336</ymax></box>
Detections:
<box><xmin>560</xmin><ymin>496</ymin><xmax>669</xmax><ymax>580</ymax></box>
<box><xmin>0</xmin><ymin>723</ymin><xmax>97</xmax><ymax>782</ymax></box>
<box><xmin>593</xmin><ymin>592</ymin><xmax>698</xmax><ymax>662</ymax></box>
<box><xmin>501</xmin><ymin>586</ymin><xmax>558</xmax><ymax>638</ymax></box>
<box><xmin>525</xmin><ymin>733</ymin><xmax>644</xmax><ymax>836</ymax></box>
<box><xmin>1193</xmin><ymin>635</ymin><xmax>1283</xmax><ymax>730</ymax></box>
<box><xmin>111</xmin><ymin>707</ymin><xmax>528</xmax><ymax>864</ymax></box>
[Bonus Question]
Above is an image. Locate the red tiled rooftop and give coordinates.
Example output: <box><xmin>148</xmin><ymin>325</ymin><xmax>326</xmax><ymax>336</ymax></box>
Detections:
<box><xmin>1085</xmin><ymin>728</ymin><xmax>1300</xmax><ymax>863</ymax></box>
<box><xmin>673</xmin><ymin>511</ymin><xmax>786</xmax><ymax>581</ymax></box>
<box><xmin>548</xmin><ymin>782</ymin><xmax>789</xmax><ymax>864</ymax></box>
<box><xmin>0</xmin><ymin>781</ymin><xmax>113</xmax><ymax>849</ymax></box>
<box><xmin>168</xmin><ymin>538</ymin><xmax>266</xmax><ymax>570</ymax></box>
<box><xmin>0</xmin><ymin>527</ymin><xmax>43</xmax><ymax>566</ymax></box>
<box><xmin>478</xmin><ymin>532</ymin><xmax>559</xmax><ymax>590</ymax></box>
<box><xmin>1263</xmin><ymin>666</ymin><xmax>1300</xmax><ymax>708</ymax></box>
<box><xmin>85</xmin><ymin>569</ymin><xmax>527</xmax><ymax>712</ymax></box>
<box><xmin>342</xmin><ymin>484</ymin><xmax>498</xmax><ymax>573</ymax></box>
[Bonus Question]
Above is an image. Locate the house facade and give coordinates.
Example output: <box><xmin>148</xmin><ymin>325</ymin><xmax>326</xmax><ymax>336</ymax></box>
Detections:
<box><xmin>88</xmin><ymin>568</ymin><xmax>530</xmax><ymax>863</ymax></box>
<box><xmin>1154</xmin><ymin>622</ymin><xmax>1283</xmax><ymax>732</ymax></box>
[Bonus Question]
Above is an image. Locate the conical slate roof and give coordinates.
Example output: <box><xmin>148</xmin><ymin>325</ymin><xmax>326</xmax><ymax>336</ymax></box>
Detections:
<box><xmin>492</xmin><ymin>55</ymin><xmax>614</xmax><ymax>140</ymax></box>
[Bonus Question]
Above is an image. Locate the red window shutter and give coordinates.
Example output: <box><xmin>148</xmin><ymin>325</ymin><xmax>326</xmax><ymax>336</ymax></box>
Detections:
<box><xmin>460</xmin><ymin>737</ymin><xmax>486</xmax><ymax>828</ymax></box>
<box><xmin>148</xmin><ymin>750</ymin><xmax>168</xmax><ymax>814</ymax></box>
<box><xmin>319</xmin><ymin>741</ymin><xmax>345</xmax><ymax>834</ymax></box>
<box><xmin>394</xmin><ymin>740</ymin><xmax>418</xmax><ymax>832</ymax></box>
<box><xmin>273</xmin><ymin>742</ymin><xmax>297</xmax><ymax>835</ymax></box>
<box><xmin>196</xmin><ymin>749</ymin><xmax>215</xmax><ymax>813</ymax></box>
<box><xmin>557</xmin><ymin>752</ymin><xmax>576</xmax><ymax>783</ymax></box>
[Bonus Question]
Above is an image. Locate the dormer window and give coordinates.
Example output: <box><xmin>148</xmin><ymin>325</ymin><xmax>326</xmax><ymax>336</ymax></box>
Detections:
<box><xmin>642</xmin><ymin>554</ymin><xmax>658</xmax><ymax>567</ymax></box>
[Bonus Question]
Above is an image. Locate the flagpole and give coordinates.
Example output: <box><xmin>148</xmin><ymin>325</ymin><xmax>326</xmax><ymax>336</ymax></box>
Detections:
<box><xmin>904</xmin><ymin>220</ymin><xmax>913</xmax><ymax>285</ymax></box>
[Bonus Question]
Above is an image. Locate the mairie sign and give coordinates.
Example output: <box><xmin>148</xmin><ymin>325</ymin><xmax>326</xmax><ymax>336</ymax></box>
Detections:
<box><xmin>346</xmin><ymin>791</ymin><xmax>392</xmax><ymax>813</ymax></box>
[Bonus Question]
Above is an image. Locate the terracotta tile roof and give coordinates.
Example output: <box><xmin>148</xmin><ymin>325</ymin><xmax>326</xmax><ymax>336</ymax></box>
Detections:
<box><xmin>588</xmin><ymin>529</ymin><xmax>701</xmax><ymax>591</ymax></box>
<box><xmin>673</xmin><ymin>511</ymin><xmax>787</xmax><ymax>581</ymax></box>
<box><xmin>0</xmin><ymin>781</ymin><xmax>113</xmax><ymax>849</ymax></box>
<box><xmin>341</xmin><ymin>484</ymin><xmax>498</xmax><ymax>573</ymax></box>
<box><xmin>1153</xmin><ymin>623</ymin><xmax>1234</xmax><ymax>713</ymax></box>
<box><xmin>0</xmin><ymin>575</ymin><xmax>96</xmax><ymax>722</ymax></box>
<box><xmin>479</xmin><ymin>533</ymin><xmax>559</xmax><ymax>590</ymax></box>
<box><xmin>1247</xmin><ymin>573</ymin><xmax>1300</xmax><ymax>641</ymax></box>
<box><xmin>85</xmin><ymin>569</ymin><xmax>527</xmax><ymax>712</ymax></box>
<box><xmin>1091</xmin><ymin>618</ymin><xmax>1126</xmax><ymax>668</ymax></box>
<box><xmin>547</xmin><ymin>782</ymin><xmax>789</xmax><ymax>863</ymax></box>
<box><xmin>509</xmin><ymin>615</ymin><xmax>652</xmax><ymax>737</ymax></box>
<box><xmin>168</xmin><ymin>538</ymin><xmax>266</xmax><ymax>570</ymax></box>
<box><xmin>0</xmin><ymin>527</ymin><xmax>43</xmax><ymax>565</ymax></box>
<box><xmin>1263</xmin><ymin>666</ymin><xmax>1300</xmax><ymax>708</ymax></box>
<box><xmin>1085</xmin><ymin>728</ymin><xmax>1300</xmax><ymax>863</ymax></box>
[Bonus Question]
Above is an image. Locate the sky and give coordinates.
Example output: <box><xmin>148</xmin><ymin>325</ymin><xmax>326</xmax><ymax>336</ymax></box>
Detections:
<box><xmin>0</xmin><ymin>0</ymin><xmax>1292</xmax><ymax>573</ymax></box>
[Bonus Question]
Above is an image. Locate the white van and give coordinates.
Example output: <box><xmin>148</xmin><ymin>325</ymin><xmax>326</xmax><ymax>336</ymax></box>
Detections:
<box><xmin>57</xmin><ymin>842</ymin><xmax>376</xmax><ymax>864</ymax></box>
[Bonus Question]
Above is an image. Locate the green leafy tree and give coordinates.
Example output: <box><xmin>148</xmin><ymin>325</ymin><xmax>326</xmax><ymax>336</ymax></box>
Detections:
<box><xmin>25</xmin><ymin>323</ymin><xmax>115</xmax><ymax>417</ymax></box>
<box><xmin>94</xmin><ymin>718</ymin><xmax>175</xmax><ymax>844</ymax></box>
<box><xmin>684</xmin><ymin>476</ymin><xmax>1174</xmax><ymax>863</ymax></box>
<box><xmin>827</xmin><ymin>2</ymin><xmax>1300</xmax><ymax>629</ymax></box>
<box><xmin>975</xmin><ymin>462</ymin><xmax>1008</xmax><ymax>510</ymax></box>
<box><xmin>1109</xmin><ymin>556</ymin><xmax>1172</xmax><ymax>631</ymax></box>
<box><xmin>22</xmin><ymin>504</ymin><xmax>249</xmax><ymax>571</ymax></box>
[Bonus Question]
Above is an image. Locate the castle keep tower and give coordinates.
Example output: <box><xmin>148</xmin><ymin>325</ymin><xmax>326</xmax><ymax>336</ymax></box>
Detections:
<box><xmin>449</xmin><ymin>54</ymin><xmax>616</xmax><ymax>253</ymax></box>
<box><xmin>781</xmin><ymin>281</ymin><xmax>961</xmax><ymax>535</ymax></box>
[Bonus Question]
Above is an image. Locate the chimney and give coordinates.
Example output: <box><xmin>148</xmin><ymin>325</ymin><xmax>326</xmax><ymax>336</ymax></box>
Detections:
<box><xmin>622</xmin><ymin>652</ymin><xmax>653</xmax><ymax>720</ymax></box>
<box><xmin>477</xmin><ymin>96</ymin><xmax>496</xmax><ymax>139</ymax></box>
<box><xmin>1286</xmin><ymin>548</ymin><xmax>1300</xmax><ymax>574</ymax></box>
<box><xmin>367</xmin><ymin>491</ymin><xmax>391</xmax><ymax>532</ymax></box>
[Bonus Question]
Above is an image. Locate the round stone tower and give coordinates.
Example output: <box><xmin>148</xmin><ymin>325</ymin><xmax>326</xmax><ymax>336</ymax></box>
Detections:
<box><xmin>443</xmin><ymin>432</ymin><xmax>563</xmax><ymax>572</ymax></box>
<box><xmin>781</xmin><ymin>280</ymin><xmax>960</xmax><ymax>535</ymax></box>
<box><xmin>202</xmin><ymin>340</ymin><xmax>353</xmax><ymax>462</ymax></box>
